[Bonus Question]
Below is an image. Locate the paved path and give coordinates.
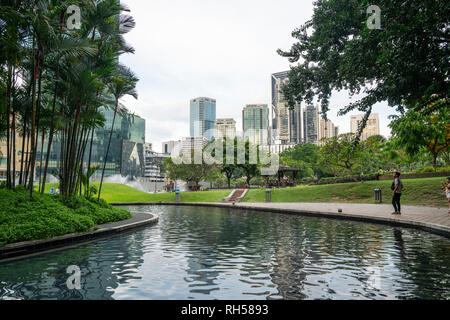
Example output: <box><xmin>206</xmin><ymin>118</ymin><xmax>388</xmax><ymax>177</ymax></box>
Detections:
<box><xmin>222</xmin><ymin>202</ymin><xmax>450</xmax><ymax>236</ymax></box>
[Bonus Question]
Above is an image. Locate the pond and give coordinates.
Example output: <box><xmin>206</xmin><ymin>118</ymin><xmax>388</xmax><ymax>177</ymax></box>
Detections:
<box><xmin>0</xmin><ymin>205</ymin><xmax>449</xmax><ymax>300</ymax></box>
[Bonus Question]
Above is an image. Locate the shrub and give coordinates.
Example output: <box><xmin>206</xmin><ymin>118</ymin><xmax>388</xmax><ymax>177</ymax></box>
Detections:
<box><xmin>0</xmin><ymin>189</ymin><xmax>131</xmax><ymax>246</ymax></box>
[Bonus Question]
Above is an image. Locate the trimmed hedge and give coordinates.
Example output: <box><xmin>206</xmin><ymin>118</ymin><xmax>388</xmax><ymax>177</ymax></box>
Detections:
<box><xmin>0</xmin><ymin>188</ymin><xmax>131</xmax><ymax>246</ymax></box>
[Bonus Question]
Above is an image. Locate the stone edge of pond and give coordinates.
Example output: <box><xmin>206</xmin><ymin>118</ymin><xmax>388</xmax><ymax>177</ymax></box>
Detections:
<box><xmin>111</xmin><ymin>202</ymin><xmax>450</xmax><ymax>238</ymax></box>
<box><xmin>0</xmin><ymin>212</ymin><xmax>159</xmax><ymax>262</ymax></box>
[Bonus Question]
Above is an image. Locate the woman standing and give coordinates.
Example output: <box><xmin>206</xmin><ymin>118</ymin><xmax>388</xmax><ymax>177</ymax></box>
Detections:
<box><xmin>441</xmin><ymin>177</ymin><xmax>450</xmax><ymax>213</ymax></box>
<box><xmin>391</xmin><ymin>172</ymin><xmax>403</xmax><ymax>215</ymax></box>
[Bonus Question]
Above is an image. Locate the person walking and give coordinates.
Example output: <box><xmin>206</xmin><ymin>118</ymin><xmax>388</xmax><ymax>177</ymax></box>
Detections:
<box><xmin>441</xmin><ymin>177</ymin><xmax>450</xmax><ymax>213</ymax></box>
<box><xmin>391</xmin><ymin>172</ymin><xmax>403</xmax><ymax>215</ymax></box>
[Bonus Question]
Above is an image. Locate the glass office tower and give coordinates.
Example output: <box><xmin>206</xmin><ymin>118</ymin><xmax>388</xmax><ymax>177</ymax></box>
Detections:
<box><xmin>37</xmin><ymin>107</ymin><xmax>146</xmax><ymax>180</ymax></box>
<box><xmin>190</xmin><ymin>97</ymin><xmax>216</xmax><ymax>141</ymax></box>
<box><xmin>242</xmin><ymin>104</ymin><xmax>269</xmax><ymax>145</ymax></box>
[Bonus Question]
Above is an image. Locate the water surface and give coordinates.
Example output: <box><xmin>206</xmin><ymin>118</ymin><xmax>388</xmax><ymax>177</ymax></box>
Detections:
<box><xmin>0</xmin><ymin>205</ymin><xmax>449</xmax><ymax>300</ymax></box>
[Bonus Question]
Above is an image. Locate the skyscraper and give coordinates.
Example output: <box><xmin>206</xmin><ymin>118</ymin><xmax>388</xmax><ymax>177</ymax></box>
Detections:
<box><xmin>303</xmin><ymin>104</ymin><xmax>338</xmax><ymax>144</ymax></box>
<box><xmin>350</xmin><ymin>113</ymin><xmax>380</xmax><ymax>140</ymax></box>
<box><xmin>271</xmin><ymin>71</ymin><xmax>302</xmax><ymax>144</ymax></box>
<box><xmin>38</xmin><ymin>107</ymin><xmax>146</xmax><ymax>179</ymax></box>
<box><xmin>214</xmin><ymin>118</ymin><xmax>236</xmax><ymax>140</ymax></box>
<box><xmin>303</xmin><ymin>105</ymin><xmax>319</xmax><ymax>144</ymax></box>
<box><xmin>242</xmin><ymin>104</ymin><xmax>269</xmax><ymax>145</ymax></box>
<box><xmin>190</xmin><ymin>97</ymin><xmax>216</xmax><ymax>141</ymax></box>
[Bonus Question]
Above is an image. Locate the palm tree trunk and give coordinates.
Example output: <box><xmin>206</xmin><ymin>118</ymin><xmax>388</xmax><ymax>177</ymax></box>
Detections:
<box><xmin>38</xmin><ymin>130</ymin><xmax>45</xmax><ymax>193</ymax></box>
<box><xmin>98</xmin><ymin>98</ymin><xmax>119</xmax><ymax>200</ymax></box>
<box><xmin>19</xmin><ymin>113</ymin><xmax>27</xmax><ymax>185</ymax></box>
<box><xmin>5</xmin><ymin>64</ymin><xmax>12</xmax><ymax>189</ymax></box>
<box><xmin>28</xmin><ymin>52</ymin><xmax>39</xmax><ymax>198</ymax></box>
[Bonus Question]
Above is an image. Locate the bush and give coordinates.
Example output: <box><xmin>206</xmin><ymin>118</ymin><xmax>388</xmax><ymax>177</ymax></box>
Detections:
<box><xmin>0</xmin><ymin>189</ymin><xmax>132</xmax><ymax>246</ymax></box>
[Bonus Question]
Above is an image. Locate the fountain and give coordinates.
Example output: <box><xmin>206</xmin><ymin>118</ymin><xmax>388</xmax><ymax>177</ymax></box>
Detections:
<box><xmin>104</xmin><ymin>174</ymin><xmax>147</xmax><ymax>192</ymax></box>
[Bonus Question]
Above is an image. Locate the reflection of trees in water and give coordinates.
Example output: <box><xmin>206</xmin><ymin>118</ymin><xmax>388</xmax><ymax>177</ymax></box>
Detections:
<box><xmin>389</xmin><ymin>229</ymin><xmax>450</xmax><ymax>299</ymax></box>
<box><xmin>0</xmin><ymin>231</ymin><xmax>147</xmax><ymax>300</ymax></box>
<box><xmin>263</xmin><ymin>218</ymin><xmax>388</xmax><ymax>299</ymax></box>
<box><xmin>159</xmin><ymin>206</ymin><xmax>279</xmax><ymax>298</ymax></box>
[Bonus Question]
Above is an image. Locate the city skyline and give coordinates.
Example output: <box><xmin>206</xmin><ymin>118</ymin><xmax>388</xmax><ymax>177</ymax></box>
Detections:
<box><xmin>120</xmin><ymin>0</ymin><xmax>397</xmax><ymax>153</ymax></box>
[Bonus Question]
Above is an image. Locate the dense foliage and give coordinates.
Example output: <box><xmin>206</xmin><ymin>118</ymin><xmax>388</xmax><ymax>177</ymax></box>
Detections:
<box><xmin>0</xmin><ymin>0</ymin><xmax>138</xmax><ymax>199</ymax></box>
<box><xmin>278</xmin><ymin>0</ymin><xmax>449</xmax><ymax>138</ymax></box>
<box><xmin>0</xmin><ymin>187</ymin><xmax>131</xmax><ymax>246</ymax></box>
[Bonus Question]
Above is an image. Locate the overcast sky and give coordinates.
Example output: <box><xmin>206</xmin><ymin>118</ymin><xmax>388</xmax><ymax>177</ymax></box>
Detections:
<box><xmin>120</xmin><ymin>0</ymin><xmax>396</xmax><ymax>153</ymax></box>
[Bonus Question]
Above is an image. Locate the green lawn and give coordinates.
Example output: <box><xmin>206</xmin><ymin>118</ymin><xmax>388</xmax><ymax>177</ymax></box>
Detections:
<box><xmin>243</xmin><ymin>177</ymin><xmax>447</xmax><ymax>207</ymax></box>
<box><xmin>43</xmin><ymin>183</ymin><xmax>232</xmax><ymax>203</ymax></box>
<box><xmin>43</xmin><ymin>177</ymin><xmax>447</xmax><ymax>207</ymax></box>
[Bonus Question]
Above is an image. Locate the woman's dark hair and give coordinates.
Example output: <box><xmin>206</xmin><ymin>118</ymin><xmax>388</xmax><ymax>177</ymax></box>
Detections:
<box><xmin>395</xmin><ymin>172</ymin><xmax>401</xmax><ymax>176</ymax></box>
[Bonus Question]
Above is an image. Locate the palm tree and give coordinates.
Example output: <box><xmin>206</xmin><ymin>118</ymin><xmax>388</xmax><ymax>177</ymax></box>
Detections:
<box><xmin>98</xmin><ymin>65</ymin><xmax>138</xmax><ymax>199</ymax></box>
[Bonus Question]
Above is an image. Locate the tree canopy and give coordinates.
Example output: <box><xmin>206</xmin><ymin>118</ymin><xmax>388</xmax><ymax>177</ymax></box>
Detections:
<box><xmin>278</xmin><ymin>0</ymin><xmax>449</xmax><ymax>137</ymax></box>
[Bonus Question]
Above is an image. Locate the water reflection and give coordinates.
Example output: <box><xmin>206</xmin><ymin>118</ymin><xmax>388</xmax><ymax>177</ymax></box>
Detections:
<box><xmin>0</xmin><ymin>206</ymin><xmax>449</xmax><ymax>300</ymax></box>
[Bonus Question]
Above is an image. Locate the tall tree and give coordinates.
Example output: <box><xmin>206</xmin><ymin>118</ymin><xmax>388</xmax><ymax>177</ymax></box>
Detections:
<box><xmin>278</xmin><ymin>0</ymin><xmax>449</xmax><ymax>140</ymax></box>
<box><xmin>98</xmin><ymin>65</ymin><xmax>138</xmax><ymax>199</ymax></box>
<box><xmin>390</xmin><ymin>108</ymin><xmax>450</xmax><ymax>169</ymax></box>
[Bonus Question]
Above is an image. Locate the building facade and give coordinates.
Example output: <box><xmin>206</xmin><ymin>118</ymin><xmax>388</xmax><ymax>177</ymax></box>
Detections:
<box><xmin>190</xmin><ymin>97</ymin><xmax>216</xmax><ymax>141</ymax></box>
<box><xmin>350</xmin><ymin>113</ymin><xmax>380</xmax><ymax>140</ymax></box>
<box><xmin>242</xmin><ymin>104</ymin><xmax>269</xmax><ymax>145</ymax></box>
<box><xmin>180</xmin><ymin>136</ymin><xmax>208</xmax><ymax>156</ymax></box>
<box><xmin>0</xmin><ymin>125</ymin><xmax>28</xmax><ymax>181</ymax></box>
<box><xmin>37</xmin><ymin>107</ymin><xmax>146</xmax><ymax>180</ymax></box>
<box><xmin>214</xmin><ymin>118</ymin><xmax>236</xmax><ymax>140</ymax></box>
<box><xmin>303</xmin><ymin>105</ymin><xmax>319</xmax><ymax>144</ymax></box>
<box><xmin>271</xmin><ymin>71</ymin><xmax>303</xmax><ymax>144</ymax></box>
<box><xmin>144</xmin><ymin>144</ymin><xmax>170</xmax><ymax>182</ymax></box>
<box><xmin>303</xmin><ymin>104</ymin><xmax>338</xmax><ymax>144</ymax></box>
<box><xmin>161</xmin><ymin>140</ymin><xmax>181</xmax><ymax>156</ymax></box>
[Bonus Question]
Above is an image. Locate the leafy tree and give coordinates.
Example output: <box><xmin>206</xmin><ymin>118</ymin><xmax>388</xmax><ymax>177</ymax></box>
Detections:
<box><xmin>278</xmin><ymin>0</ymin><xmax>449</xmax><ymax>139</ymax></box>
<box><xmin>237</xmin><ymin>139</ymin><xmax>260</xmax><ymax>186</ymax></box>
<box><xmin>319</xmin><ymin>133</ymin><xmax>363</xmax><ymax>177</ymax></box>
<box><xmin>390</xmin><ymin>109</ymin><xmax>450</xmax><ymax>169</ymax></box>
<box><xmin>280</xmin><ymin>143</ymin><xmax>323</xmax><ymax>178</ymax></box>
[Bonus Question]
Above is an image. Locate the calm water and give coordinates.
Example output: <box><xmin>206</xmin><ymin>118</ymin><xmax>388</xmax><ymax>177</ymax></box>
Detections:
<box><xmin>0</xmin><ymin>205</ymin><xmax>449</xmax><ymax>300</ymax></box>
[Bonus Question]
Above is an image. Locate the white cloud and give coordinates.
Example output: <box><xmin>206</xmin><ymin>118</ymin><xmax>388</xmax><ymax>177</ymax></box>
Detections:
<box><xmin>120</xmin><ymin>0</ymin><xmax>396</xmax><ymax>152</ymax></box>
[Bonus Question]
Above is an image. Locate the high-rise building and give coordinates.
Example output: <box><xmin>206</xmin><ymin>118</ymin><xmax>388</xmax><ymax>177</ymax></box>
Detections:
<box><xmin>350</xmin><ymin>113</ymin><xmax>380</xmax><ymax>140</ymax></box>
<box><xmin>271</xmin><ymin>71</ymin><xmax>303</xmax><ymax>144</ymax></box>
<box><xmin>303</xmin><ymin>105</ymin><xmax>319</xmax><ymax>144</ymax></box>
<box><xmin>180</xmin><ymin>137</ymin><xmax>208</xmax><ymax>156</ymax></box>
<box><xmin>271</xmin><ymin>71</ymin><xmax>289</xmax><ymax>143</ymax></box>
<box><xmin>37</xmin><ymin>107</ymin><xmax>146</xmax><ymax>179</ymax></box>
<box><xmin>318</xmin><ymin>118</ymin><xmax>337</xmax><ymax>145</ymax></box>
<box><xmin>161</xmin><ymin>140</ymin><xmax>181</xmax><ymax>156</ymax></box>
<box><xmin>144</xmin><ymin>146</ymin><xmax>170</xmax><ymax>182</ymax></box>
<box><xmin>190</xmin><ymin>97</ymin><xmax>216</xmax><ymax>141</ymax></box>
<box><xmin>303</xmin><ymin>104</ymin><xmax>338</xmax><ymax>144</ymax></box>
<box><xmin>242</xmin><ymin>104</ymin><xmax>269</xmax><ymax>145</ymax></box>
<box><xmin>214</xmin><ymin>118</ymin><xmax>236</xmax><ymax>140</ymax></box>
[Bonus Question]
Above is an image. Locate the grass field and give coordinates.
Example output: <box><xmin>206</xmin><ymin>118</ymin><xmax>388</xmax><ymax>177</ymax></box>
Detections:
<box><xmin>43</xmin><ymin>182</ymin><xmax>232</xmax><ymax>203</ymax></box>
<box><xmin>43</xmin><ymin>177</ymin><xmax>448</xmax><ymax>207</ymax></box>
<box><xmin>243</xmin><ymin>177</ymin><xmax>448</xmax><ymax>207</ymax></box>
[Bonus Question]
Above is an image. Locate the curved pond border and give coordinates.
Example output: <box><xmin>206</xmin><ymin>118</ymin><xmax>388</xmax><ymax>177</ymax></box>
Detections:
<box><xmin>111</xmin><ymin>202</ymin><xmax>450</xmax><ymax>239</ymax></box>
<box><xmin>0</xmin><ymin>212</ymin><xmax>159</xmax><ymax>262</ymax></box>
